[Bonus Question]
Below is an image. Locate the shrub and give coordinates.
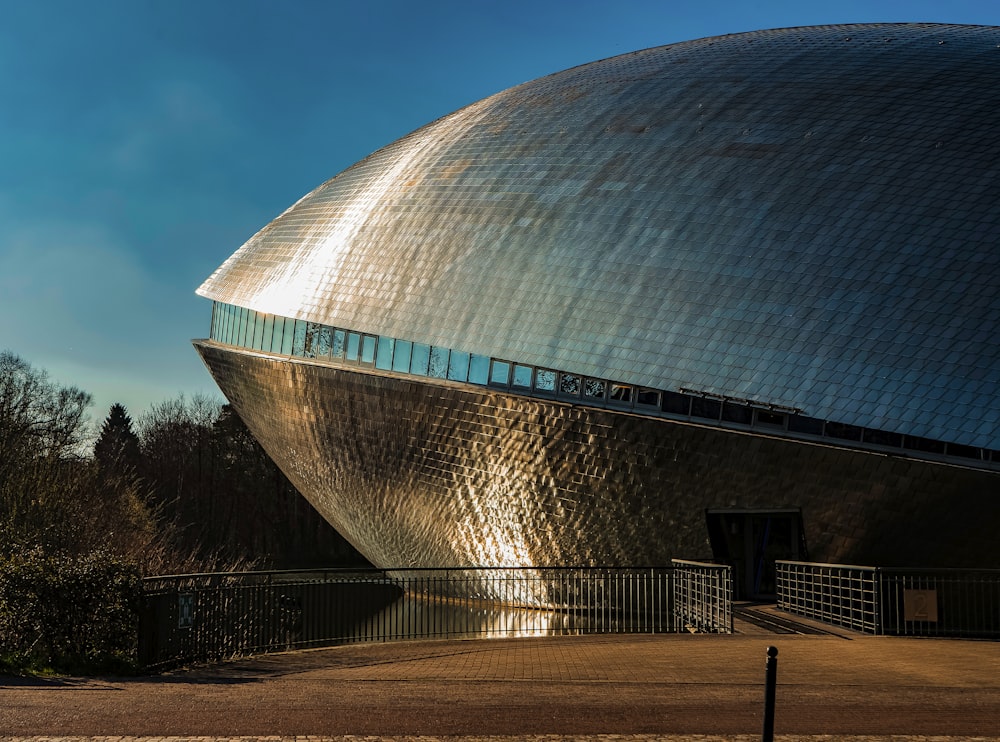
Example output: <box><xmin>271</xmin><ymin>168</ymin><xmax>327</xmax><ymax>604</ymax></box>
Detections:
<box><xmin>0</xmin><ymin>548</ymin><xmax>142</xmax><ymax>674</ymax></box>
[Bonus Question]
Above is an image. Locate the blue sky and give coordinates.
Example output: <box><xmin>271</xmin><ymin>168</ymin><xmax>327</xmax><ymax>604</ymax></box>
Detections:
<box><xmin>2</xmin><ymin>0</ymin><xmax>999</xmax><ymax>425</ymax></box>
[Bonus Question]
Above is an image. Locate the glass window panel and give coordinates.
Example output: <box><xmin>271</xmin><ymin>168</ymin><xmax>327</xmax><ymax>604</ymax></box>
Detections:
<box><xmin>242</xmin><ymin>310</ymin><xmax>252</xmax><ymax>347</ymax></box>
<box><xmin>317</xmin><ymin>325</ymin><xmax>332</xmax><ymax>357</ymax></box>
<box><xmin>219</xmin><ymin>304</ymin><xmax>230</xmax><ymax>343</ymax></box>
<box><xmin>248</xmin><ymin>309</ymin><xmax>259</xmax><ymax>348</ymax></box>
<box><xmin>270</xmin><ymin>316</ymin><xmax>283</xmax><ymax>354</ymax></box>
<box><xmin>268</xmin><ymin>315</ymin><xmax>281</xmax><ymax>353</ymax></box>
<box><xmin>211</xmin><ymin>303</ymin><xmax>220</xmax><ymax>339</ymax></box>
<box><xmin>826</xmin><ymin>421</ymin><xmax>863</xmax><ymax>441</ymax></box>
<box><xmin>410</xmin><ymin>343</ymin><xmax>430</xmax><ymax>376</ymax></box>
<box><xmin>637</xmin><ymin>389</ymin><xmax>660</xmax><ymax>407</ymax></box>
<box><xmin>280</xmin><ymin>317</ymin><xmax>294</xmax><ymax>355</ymax></box>
<box><xmin>609</xmin><ymin>383</ymin><xmax>632</xmax><ymax>403</ymax></box>
<box><xmin>902</xmin><ymin>434</ymin><xmax>944</xmax><ymax>453</ymax></box>
<box><xmin>392</xmin><ymin>340</ymin><xmax>412</xmax><ymax>373</ymax></box>
<box><xmin>302</xmin><ymin>322</ymin><xmax>318</xmax><ymax>357</ymax></box>
<box><xmin>262</xmin><ymin>314</ymin><xmax>274</xmax><ymax>352</ymax></box>
<box><xmin>534</xmin><ymin>369</ymin><xmax>556</xmax><ymax>392</ymax></box>
<box><xmin>376</xmin><ymin>336</ymin><xmax>395</xmax><ymax>370</ymax></box>
<box><xmin>244</xmin><ymin>310</ymin><xmax>256</xmax><ymax>348</ymax></box>
<box><xmin>662</xmin><ymin>391</ymin><xmax>691</xmax><ymax>416</ymax></box>
<box><xmin>721</xmin><ymin>401</ymin><xmax>752</xmax><ymax>423</ymax></box>
<box><xmin>447</xmin><ymin>350</ymin><xmax>470</xmax><ymax>382</ymax></box>
<box><xmin>584</xmin><ymin>378</ymin><xmax>606</xmax><ymax>399</ymax></box>
<box><xmin>252</xmin><ymin>312</ymin><xmax>265</xmax><ymax>350</ymax></box>
<box><xmin>330</xmin><ymin>329</ymin><xmax>346</xmax><ymax>359</ymax></box>
<box><xmin>863</xmin><ymin>428</ymin><xmax>902</xmax><ymax>447</ymax></box>
<box><xmin>295</xmin><ymin>322</ymin><xmax>319</xmax><ymax>358</ymax></box>
<box><xmin>212</xmin><ymin>303</ymin><xmax>221</xmax><ymax>341</ymax></box>
<box><xmin>235</xmin><ymin>306</ymin><xmax>245</xmax><ymax>344</ymax></box>
<box><xmin>690</xmin><ymin>397</ymin><xmax>721</xmax><ymax>420</ymax></box>
<box><xmin>559</xmin><ymin>373</ymin><xmax>581</xmax><ymax>397</ymax></box>
<box><xmin>787</xmin><ymin>414</ymin><xmax>823</xmax><ymax>435</ymax></box>
<box><xmin>231</xmin><ymin>305</ymin><xmax>240</xmax><ymax>344</ymax></box>
<box><xmin>346</xmin><ymin>332</ymin><xmax>361</xmax><ymax>362</ymax></box>
<box><xmin>755</xmin><ymin>410</ymin><xmax>785</xmax><ymax>427</ymax></box>
<box><xmin>292</xmin><ymin>320</ymin><xmax>307</xmax><ymax>356</ymax></box>
<box><xmin>219</xmin><ymin>304</ymin><xmax>229</xmax><ymax>340</ymax></box>
<box><xmin>254</xmin><ymin>311</ymin><xmax>265</xmax><ymax>349</ymax></box>
<box><xmin>490</xmin><ymin>360</ymin><xmax>510</xmax><ymax>386</ymax></box>
<box><xmin>236</xmin><ymin>306</ymin><xmax>249</xmax><ymax>346</ymax></box>
<box><xmin>946</xmin><ymin>443</ymin><xmax>980</xmax><ymax>460</ymax></box>
<box><xmin>512</xmin><ymin>364</ymin><xmax>533</xmax><ymax>388</ymax></box>
<box><xmin>468</xmin><ymin>354</ymin><xmax>490</xmax><ymax>385</ymax></box>
<box><xmin>360</xmin><ymin>335</ymin><xmax>376</xmax><ymax>365</ymax></box>
<box><xmin>244</xmin><ymin>307</ymin><xmax>256</xmax><ymax>347</ymax></box>
<box><xmin>429</xmin><ymin>346</ymin><xmax>449</xmax><ymax>378</ymax></box>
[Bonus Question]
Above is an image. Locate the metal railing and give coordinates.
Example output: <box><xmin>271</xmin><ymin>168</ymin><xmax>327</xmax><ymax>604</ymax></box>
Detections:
<box><xmin>141</xmin><ymin>566</ymin><xmax>727</xmax><ymax>668</ymax></box>
<box><xmin>776</xmin><ymin>561</ymin><xmax>881</xmax><ymax>633</ymax></box>
<box><xmin>879</xmin><ymin>568</ymin><xmax>1000</xmax><ymax>638</ymax></box>
<box><xmin>671</xmin><ymin>559</ymin><xmax>733</xmax><ymax>633</ymax></box>
<box><xmin>776</xmin><ymin>561</ymin><xmax>1000</xmax><ymax>637</ymax></box>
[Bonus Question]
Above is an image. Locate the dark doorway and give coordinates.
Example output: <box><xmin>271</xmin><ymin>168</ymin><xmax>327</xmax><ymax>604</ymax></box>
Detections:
<box><xmin>706</xmin><ymin>509</ymin><xmax>807</xmax><ymax>600</ymax></box>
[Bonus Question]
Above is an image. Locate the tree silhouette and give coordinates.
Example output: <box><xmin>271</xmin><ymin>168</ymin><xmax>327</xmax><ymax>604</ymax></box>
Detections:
<box><xmin>0</xmin><ymin>353</ymin><xmax>163</xmax><ymax>564</ymax></box>
<box><xmin>93</xmin><ymin>403</ymin><xmax>140</xmax><ymax>475</ymax></box>
<box><xmin>137</xmin><ymin>396</ymin><xmax>365</xmax><ymax>569</ymax></box>
<box><xmin>1</xmin><ymin>350</ymin><xmax>365</xmax><ymax>573</ymax></box>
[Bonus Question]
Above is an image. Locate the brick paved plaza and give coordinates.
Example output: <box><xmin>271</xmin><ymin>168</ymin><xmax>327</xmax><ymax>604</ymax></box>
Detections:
<box><xmin>2</xmin><ymin>632</ymin><xmax>998</xmax><ymax>741</ymax></box>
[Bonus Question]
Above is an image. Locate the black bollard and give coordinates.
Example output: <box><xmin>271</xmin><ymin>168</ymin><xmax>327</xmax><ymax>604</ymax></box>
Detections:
<box><xmin>762</xmin><ymin>645</ymin><xmax>778</xmax><ymax>742</ymax></box>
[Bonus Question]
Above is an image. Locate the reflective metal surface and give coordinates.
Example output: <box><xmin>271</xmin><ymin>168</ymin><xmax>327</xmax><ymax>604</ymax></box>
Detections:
<box><xmin>195</xmin><ymin>343</ymin><xmax>1000</xmax><ymax>570</ymax></box>
<box><xmin>199</xmin><ymin>23</ymin><xmax>1000</xmax><ymax>449</ymax></box>
<box><xmin>208</xmin><ymin>300</ymin><xmax>1000</xmax><ymax>468</ymax></box>
<box><xmin>195</xmin><ymin>24</ymin><xmax>1000</xmax><ymax>576</ymax></box>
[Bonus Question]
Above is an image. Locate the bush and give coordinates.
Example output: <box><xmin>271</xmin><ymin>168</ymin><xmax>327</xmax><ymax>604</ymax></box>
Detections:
<box><xmin>0</xmin><ymin>548</ymin><xmax>142</xmax><ymax>674</ymax></box>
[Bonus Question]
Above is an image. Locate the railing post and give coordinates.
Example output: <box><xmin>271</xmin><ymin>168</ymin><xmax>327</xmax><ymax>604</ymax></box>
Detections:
<box><xmin>762</xmin><ymin>645</ymin><xmax>778</xmax><ymax>742</ymax></box>
<box><xmin>875</xmin><ymin>566</ymin><xmax>884</xmax><ymax>635</ymax></box>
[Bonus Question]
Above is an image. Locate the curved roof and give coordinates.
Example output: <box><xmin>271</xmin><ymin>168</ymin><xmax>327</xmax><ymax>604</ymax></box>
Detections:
<box><xmin>198</xmin><ymin>23</ymin><xmax>1000</xmax><ymax>449</ymax></box>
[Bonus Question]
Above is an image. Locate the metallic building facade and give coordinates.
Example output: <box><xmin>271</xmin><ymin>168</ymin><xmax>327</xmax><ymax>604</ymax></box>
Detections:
<box><xmin>196</xmin><ymin>24</ymin><xmax>1000</xmax><ymax>584</ymax></box>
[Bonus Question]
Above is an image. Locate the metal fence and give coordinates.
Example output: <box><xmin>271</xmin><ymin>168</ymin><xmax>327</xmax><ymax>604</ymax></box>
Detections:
<box><xmin>776</xmin><ymin>561</ymin><xmax>1000</xmax><ymax>637</ymax></box>
<box><xmin>879</xmin><ymin>568</ymin><xmax>1000</xmax><ymax>638</ymax></box>
<box><xmin>775</xmin><ymin>561</ymin><xmax>881</xmax><ymax>633</ymax></box>
<box><xmin>139</xmin><ymin>564</ymin><xmax>732</xmax><ymax>668</ymax></box>
<box><xmin>671</xmin><ymin>559</ymin><xmax>733</xmax><ymax>633</ymax></box>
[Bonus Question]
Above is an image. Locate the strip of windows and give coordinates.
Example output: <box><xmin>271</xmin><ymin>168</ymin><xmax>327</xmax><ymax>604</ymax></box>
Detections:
<box><xmin>208</xmin><ymin>302</ymin><xmax>998</xmax><ymax>471</ymax></box>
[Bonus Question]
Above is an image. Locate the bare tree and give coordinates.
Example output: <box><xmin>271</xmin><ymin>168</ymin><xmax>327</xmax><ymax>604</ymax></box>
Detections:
<box><xmin>0</xmin><ymin>351</ymin><xmax>92</xmax><ymax>552</ymax></box>
<box><xmin>0</xmin><ymin>353</ymin><xmax>176</xmax><ymax>572</ymax></box>
<box><xmin>1</xmin><ymin>352</ymin><xmax>362</xmax><ymax>573</ymax></box>
<box><xmin>138</xmin><ymin>396</ymin><xmax>364</xmax><ymax>569</ymax></box>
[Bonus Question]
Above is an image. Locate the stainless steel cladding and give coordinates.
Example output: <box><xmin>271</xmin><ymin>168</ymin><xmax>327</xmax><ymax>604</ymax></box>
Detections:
<box><xmin>195</xmin><ymin>24</ymin><xmax>1000</xmax><ymax>578</ymax></box>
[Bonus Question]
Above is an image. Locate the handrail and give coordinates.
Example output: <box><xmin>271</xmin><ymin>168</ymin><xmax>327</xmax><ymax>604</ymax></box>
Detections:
<box><xmin>671</xmin><ymin>559</ymin><xmax>733</xmax><ymax>634</ymax></box>
<box><xmin>138</xmin><ymin>566</ymin><xmax>687</xmax><ymax>669</ymax></box>
<box><xmin>777</xmin><ymin>560</ymin><xmax>1000</xmax><ymax>637</ymax></box>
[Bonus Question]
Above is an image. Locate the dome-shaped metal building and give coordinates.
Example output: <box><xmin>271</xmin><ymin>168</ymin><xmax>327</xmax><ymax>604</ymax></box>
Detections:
<box><xmin>197</xmin><ymin>23</ymin><xmax>1000</xmax><ymax>596</ymax></box>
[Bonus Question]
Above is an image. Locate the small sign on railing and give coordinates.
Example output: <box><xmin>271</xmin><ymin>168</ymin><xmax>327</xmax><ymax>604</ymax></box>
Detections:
<box><xmin>903</xmin><ymin>589</ymin><xmax>938</xmax><ymax>622</ymax></box>
<box><xmin>178</xmin><ymin>592</ymin><xmax>194</xmax><ymax>629</ymax></box>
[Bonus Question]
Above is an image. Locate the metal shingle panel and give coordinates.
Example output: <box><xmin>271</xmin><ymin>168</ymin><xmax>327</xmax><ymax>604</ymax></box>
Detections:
<box><xmin>198</xmin><ymin>23</ymin><xmax>1000</xmax><ymax>449</ymax></box>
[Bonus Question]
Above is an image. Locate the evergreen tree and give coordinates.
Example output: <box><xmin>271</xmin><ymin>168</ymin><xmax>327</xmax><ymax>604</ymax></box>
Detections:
<box><xmin>93</xmin><ymin>403</ymin><xmax>140</xmax><ymax>474</ymax></box>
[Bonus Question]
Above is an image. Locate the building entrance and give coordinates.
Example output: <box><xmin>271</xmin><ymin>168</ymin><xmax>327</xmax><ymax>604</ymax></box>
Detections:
<box><xmin>705</xmin><ymin>509</ymin><xmax>806</xmax><ymax>600</ymax></box>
